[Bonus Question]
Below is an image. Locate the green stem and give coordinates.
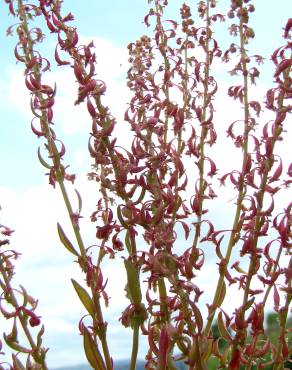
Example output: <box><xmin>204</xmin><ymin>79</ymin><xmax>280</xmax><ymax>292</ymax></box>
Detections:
<box><xmin>158</xmin><ymin>278</ymin><xmax>170</xmax><ymax>323</ymax></box>
<box><xmin>204</xmin><ymin>8</ymin><xmax>251</xmax><ymax>338</ymax></box>
<box><xmin>236</xmin><ymin>49</ymin><xmax>290</xmax><ymax>360</ymax></box>
<box><xmin>16</xmin><ymin>2</ymin><xmax>112</xmax><ymax>367</ymax></box>
<box><xmin>191</xmin><ymin>0</ymin><xmax>211</xmax><ymax>256</ymax></box>
<box><xmin>56</xmin><ymin>174</ymin><xmax>86</xmax><ymax>257</ymax></box>
<box><xmin>272</xmin><ymin>274</ymin><xmax>291</xmax><ymax>370</ymax></box>
<box><xmin>129</xmin><ymin>319</ymin><xmax>140</xmax><ymax>370</ymax></box>
<box><xmin>154</xmin><ymin>0</ymin><xmax>170</xmax><ymax>145</ymax></box>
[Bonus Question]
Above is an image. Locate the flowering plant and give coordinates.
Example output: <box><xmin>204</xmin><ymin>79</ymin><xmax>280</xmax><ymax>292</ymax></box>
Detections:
<box><xmin>1</xmin><ymin>0</ymin><xmax>291</xmax><ymax>369</ymax></box>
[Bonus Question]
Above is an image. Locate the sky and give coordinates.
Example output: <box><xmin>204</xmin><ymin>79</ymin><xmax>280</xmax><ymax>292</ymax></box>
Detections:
<box><xmin>0</xmin><ymin>0</ymin><xmax>291</xmax><ymax>368</ymax></box>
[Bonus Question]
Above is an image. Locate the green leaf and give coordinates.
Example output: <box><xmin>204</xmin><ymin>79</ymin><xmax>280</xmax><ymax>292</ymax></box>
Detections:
<box><xmin>83</xmin><ymin>327</ymin><xmax>106</xmax><ymax>369</ymax></box>
<box><xmin>36</xmin><ymin>324</ymin><xmax>45</xmax><ymax>348</ymax></box>
<box><xmin>6</xmin><ymin>319</ymin><xmax>18</xmax><ymax>343</ymax></box>
<box><xmin>125</xmin><ymin>230</ymin><xmax>133</xmax><ymax>254</ymax></box>
<box><xmin>74</xmin><ymin>188</ymin><xmax>82</xmax><ymax>214</ymax></box>
<box><xmin>71</xmin><ymin>279</ymin><xmax>95</xmax><ymax>317</ymax></box>
<box><xmin>18</xmin><ymin>284</ymin><xmax>29</xmax><ymax>308</ymax></box>
<box><xmin>125</xmin><ymin>231</ymin><xmax>131</xmax><ymax>253</ymax></box>
<box><xmin>191</xmin><ymin>303</ymin><xmax>203</xmax><ymax>333</ymax></box>
<box><xmin>3</xmin><ymin>333</ymin><xmax>30</xmax><ymax>353</ymax></box>
<box><xmin>117</xmin><ymin>205</ymin><xmax>129</xmax><ymax>228</ymax></box>
<box><xmin>37</xmin><ymin>147</ymin><xmax>51</xmax><ymax>169</ymax></box>
<box><xmin>216</xmin><ymin>280</ymin><xmax>226</xmax><ymax>308</ymax></box>
<box><xmin>124</xmin><ymin>259</ymin><xmax>142</xmax><ymax>305</ymax></box>
<box><xmin>217</xmin><ymin>311</ymin><xmax>232</xmax><ymax>342</ymax></box>
<box><xmin>57</xmin><ymin>223</ymin><xmax>79</xmax><ymax>256</ymax></box>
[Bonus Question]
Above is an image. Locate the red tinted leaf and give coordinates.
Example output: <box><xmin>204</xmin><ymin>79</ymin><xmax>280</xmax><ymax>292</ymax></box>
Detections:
<box><xmin>273</xmin><ymin>285</ymin><xmax>280</xmax><ymax>310</ymax></box>
<box><xmin>249</xmin><ymin>101</ymin><xmax>261</xmax><ymax>116</ymax></box>
<box><xmin>284</xmin><ymin>18</ymin><xmax>292</xmax><ymax>38</ymax></box>
<box><xmin>274</xmin><ymin>59</ymin><xmax>292</xmax><ymax>78</ymax></box>
<box><xmin>148</xmin><ymin>327</ymin><xmax>159</xmax><ymax>355</ymax></box>
<box><xmin>46</xmin><ymin>18</ymin><xmax>58</xmax><ymax>33</ymax></box>
<box><xmin>54</xmin><ymin>45</ymin><xmax>70</xmax><ymax>65</ymax></box>
<box><xmin>177</xmin><ymin>221</ymin><xmax>190</xmax><ymax>239</ymax></box>
<box><xmin>74</xmin><ymin>61</ymin><xmax>86</xmax><ymax>84</ymax></box>
<box><xmin>229</xmin><ymin>347</ymin><xmax>242</xmax><ymax>368</ymax></box>
<box><xmin>269</xmin><ymin>156</ymin><xmax>283</xmax><ymax>183</ymax></box>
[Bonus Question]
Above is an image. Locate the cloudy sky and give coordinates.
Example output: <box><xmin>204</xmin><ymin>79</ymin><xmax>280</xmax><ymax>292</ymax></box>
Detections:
<box><xmin>0</xmin><ymin>0</ymin><xmax>291</xmax><ymax>367</ymax></box>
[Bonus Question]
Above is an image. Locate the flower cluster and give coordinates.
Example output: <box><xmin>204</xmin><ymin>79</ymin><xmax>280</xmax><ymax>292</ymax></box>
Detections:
<box><xmin>2</xmin><ymin>0</ymin><xmax>292</xmax><ymax>369</ymax></box>
<box><xmin>0</xmin><ymin>223</ymin><xmax>48</xmax><ymax>368</ymax></box>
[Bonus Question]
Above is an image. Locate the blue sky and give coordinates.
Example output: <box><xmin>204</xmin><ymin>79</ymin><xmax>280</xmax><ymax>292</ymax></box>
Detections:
<box><xmin>0</xmin><ymin>0</ymin><xmax>291</xmax><ymax>367</ymax></box>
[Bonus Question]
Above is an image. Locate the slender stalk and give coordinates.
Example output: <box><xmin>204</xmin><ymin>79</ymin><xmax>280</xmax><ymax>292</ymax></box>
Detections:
<box><xmin>191</xmin><ymin>0</ymin><xmax>214</xmax><ymax>261</ymax></box>
<box><xmin>16</xmin><ymin>2</ymin><xmax>86</xmax><ymax>260</ymax></box>
<box><xmin>56</xmin><ymin>174</ymin><xmax>86</xmax><ymax>258</ymax></box>
<box><xmin>272</xmin><ymin>263</ymin><xmax>292</xmax><ymax>370</ymax></box>
<box><xmin>94</xmin><ymin>297</ymin><xmax>112</xmax><ymax>370</ymax></box>
<box><xmin>234</xmin><ymin>54</ymin><xmax>290</xmax><ymax>359</ymax></box>
<box><xmin>155</xmin><ymin>0</ymin><xmax>170</xmax><ymax>145</ymax></box>
<box><xmin>129</xmin><ymin>319</ymin><xmax>140</xmax><ymax>370</ymax></box>
<box><xmin>16</xmin><ymin>2</ymin><xmax>112</xmax><ymax>367</ymax></box>
<box><xmin>158</xmin><ymin>278</ymin><xmax>170</xmax><ymax>323</ymax></box>
<box><xmin>203</xmin><ymin>10</ymin><xmax>251</xmax><ymax>337</ymax></box>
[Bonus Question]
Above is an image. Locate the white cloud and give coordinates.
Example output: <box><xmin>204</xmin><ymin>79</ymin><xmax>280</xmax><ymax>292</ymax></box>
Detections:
<box><xmin>0</xmin><ymin>65</ymin><xmax>31</xmax><ymax>118</ymax></box>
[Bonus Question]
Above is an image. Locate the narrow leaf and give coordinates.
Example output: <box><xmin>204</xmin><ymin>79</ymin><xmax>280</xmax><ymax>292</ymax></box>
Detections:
<box><xmin>273</xmin><ymin>285</ymin><xmax>280</xmax><ymax>309</ymax></box>
<box><xmin>216</xmin><ymin>280</ymin><xmax>226</xmax><ymax>308</ymax></box>
<box><xmin>191</xmin><ymin>303</ymin><xmax>203</xmax><ymax>333</ymax></box>
<box><xmin>217</xmin><ymin>311</ymin><xmax>232</xmax><ymax>342</ymax></box>
<box><xmin>3</xmin><ymin>334</ymin><xmax>30</xmax><ymax>353</ymax></box>
<box><xmin>19</xmin><ymin>284</ymin><xmax>29</xmax><ymax>308</ymax></box>
<box><xmin>36</xmin><ymin>324</ymin><xmax>45</xmax><ymax>348</ymax></box>
<box><xmin>117</xmin><ymin>205</ymin><xmax>129</xmax><ymax>228</ymax></box>
<box><xmin>71</xmin><ymin>279</ymin><xmax>95</xmax><ymax>317</ymax></box>
<box><xmin>125</xmin><ymin>230</ymin><xmax>132</xmax><ymax>254</ymax></box>
<box><xmin>75</xmin><ymin>188</ymin><xmax>82</xmax><ymax>214</ymax></box>
<box><xmin>83</xmin><ymin>327</ymin><xmax>106</xmax><ymax>369</ymax></box>
<box><xmin>37</xmin><ymin>147</ymin><xmax>51</xmax><ymax>169</ymax></box>
<box><xmin>124</xmin><ymin>259</ymin><xmax>142</xmax><ymax>305</ymax></box>
<box><xmin>132</xmin><ymin>186</ymin><xmax>146</xmax><ymax>205</ymax></box>
<box><xmin>57</xmin><ymin>223</ymin><xmax>79</xmax><ymax>256</ymax></box>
